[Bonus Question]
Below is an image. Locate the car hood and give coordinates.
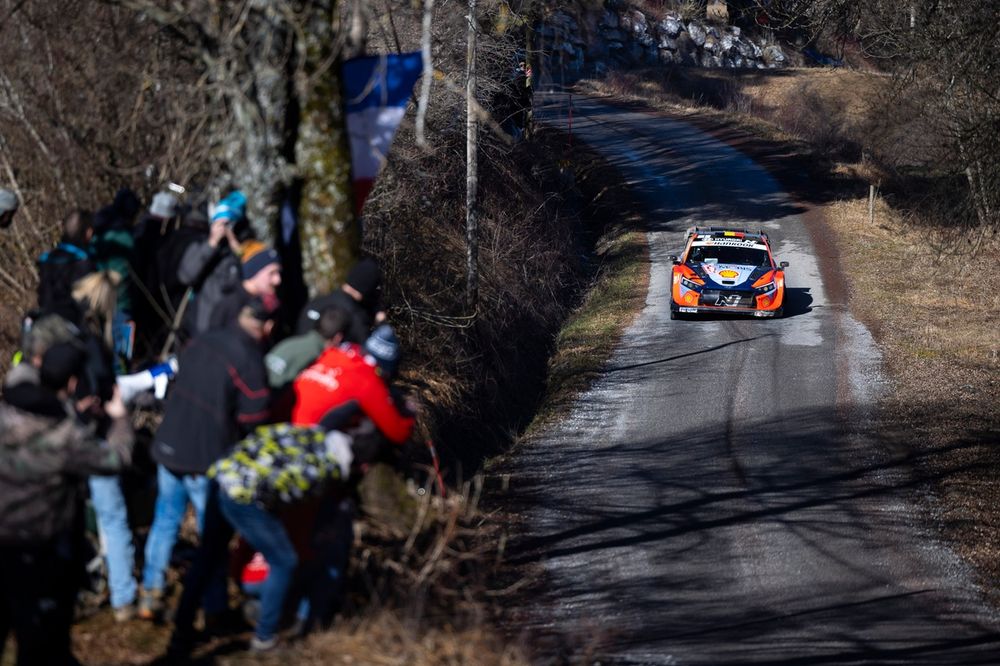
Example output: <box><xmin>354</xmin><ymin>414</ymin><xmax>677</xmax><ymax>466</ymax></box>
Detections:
<box><xmin>691</xmin><ymin>263</ymin><xmax>770</xmax><ymax>289</ymax></box>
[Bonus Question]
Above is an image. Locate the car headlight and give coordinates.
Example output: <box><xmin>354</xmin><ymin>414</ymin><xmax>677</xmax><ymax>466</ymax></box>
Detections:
<box><xmin>681</xmin><ymin>277</ymin><xmax>703</xmax><ymax>292</ymax></box>
<box><xmin>754</xmin><ymin>281</ymin><xmax>776</xmax><ymax>295</ymax></box>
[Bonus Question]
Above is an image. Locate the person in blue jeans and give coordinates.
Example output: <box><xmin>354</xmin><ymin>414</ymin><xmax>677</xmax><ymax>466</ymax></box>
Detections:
<box><xmin>139</xmin><ymin>300</ymin><xmax>274</xmax><ymax>620</ymax></box>
<box><xmin>137</xmin><ymin>466</ymin><xmax>211</xmax><ymax>619</ymax></box>
<box><xmin>89</xmin><ymin>475</ymin><xmax>138</xmax><ymax>621</ymax></box>
<box><xmin>165</xmin><ymin>424</ymin><xmax>352</xmax><ymax>656</ymax></box>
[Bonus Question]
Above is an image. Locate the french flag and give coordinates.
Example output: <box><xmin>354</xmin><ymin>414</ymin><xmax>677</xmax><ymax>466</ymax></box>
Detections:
<box><xmin>343</xmin><ymin>52</ymin><xmax>423</xmax><ymax>214</ymax></box>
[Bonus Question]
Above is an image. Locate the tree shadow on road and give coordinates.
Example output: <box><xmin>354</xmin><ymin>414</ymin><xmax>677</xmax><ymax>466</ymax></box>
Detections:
<box><xmin>498</xmin><ymin>403</ymin><xmax>1000</xmax><ymax>664</ymax></box>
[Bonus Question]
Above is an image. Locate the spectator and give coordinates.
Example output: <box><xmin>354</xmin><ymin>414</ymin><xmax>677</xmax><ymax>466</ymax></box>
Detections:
<box><xmin>71</xmin><ymin>271</ymin><xmax>141</xmax><ymax>621</ymax></box>
<box><xmin>132</xmin><ymin>190</ymin><xmax>181</xmax><ymax>349</ymax></box>
<box><xmin>91</xmin><ymin>187</ymin><xmax>140</xmax><ymax>320</ymax></box>
<box><xmin>292</xmin><ymin>324</ymin><xmax>414</xmax><ymax>445</ymax></box>
<box><xmin>207</xmin><ymin>240</ymin><xmax>281</xmax><ymax>331</ymax></box>
<box><xmin>177</xmin><ymin>190</ymin><xmax>250</xmax><ymax>336</ymax></box>
<box><xmin>140</xmin><ymin>297</ymin><xmax>274</xmax><ymax>621</ymax></box>
<box><xmin>0</xmin><ymin>342</ymin><xmax>134</xmax><ymax>664</ymax></box>
<box><xmin>296</xmin><ymin>257</ymin><xmax>384</xmax><ymax>341</ymax></box>
<box><xmin>196</xmin><ymin>425</ymin><xmax>353</xmax><ymax>653</ymax></box>
<box><xmin>0</xmin><ymin>187</ymin><xmax>18</xmax><ymax>228</ymax></box>
<box><xmin>156</xmin><ymin>203</ymin><xmax>209</xmax><ymax>316</ymax></box>
<box><xmin>37</xmin><ymin>209</ymin><xmax>96</xmax><ymax>317</ymax></box>
<box><xmin>70</xmin><ymin>271</ymin><xmax>121</xmax><ymax>398</ymax></box>
<box><xmin>287</xmin><ymin>325</ymin><xmax>416</xmax><ymax>633</ymax></box>
<box><xmin>265</xmin><ymin>307</ymin><xmax>348</xmax><ymax>392</ymax></box>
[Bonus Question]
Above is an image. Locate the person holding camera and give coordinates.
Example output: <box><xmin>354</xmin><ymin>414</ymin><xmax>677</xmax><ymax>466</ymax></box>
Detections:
<box><xmin>0</xmin><ymin>342</ymin><xmax>134</xmax><ymax>664</ymax></box>
<box><xmin>177</xmin><ymin>190</ymin><xmax>252</xmax><ymax>337</ymax></box>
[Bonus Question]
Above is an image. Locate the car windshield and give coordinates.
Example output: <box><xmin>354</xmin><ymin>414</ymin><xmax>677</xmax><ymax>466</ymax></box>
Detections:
<box><xmin>688</xmin><ymin>245</ymin><xmax>771</xmax><ymax>267</ymax></box>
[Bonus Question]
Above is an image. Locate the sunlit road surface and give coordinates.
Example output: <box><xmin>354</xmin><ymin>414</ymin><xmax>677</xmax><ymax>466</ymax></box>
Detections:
<box><xmin>506</xmin><ymin>90</ymin><xmax>1000</xmax><ymax>664</ymax></box>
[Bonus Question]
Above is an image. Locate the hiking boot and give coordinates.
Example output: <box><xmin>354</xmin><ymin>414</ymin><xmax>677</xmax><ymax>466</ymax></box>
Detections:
<box><xmin>113</xmin><ymin>603</ymin><xmax>136</xmax><ymax>623</ymax></box>
<box><xmin>137</xmin><ymin>588</ymin><xmax>164</xmax><ymax>621</ymax></box>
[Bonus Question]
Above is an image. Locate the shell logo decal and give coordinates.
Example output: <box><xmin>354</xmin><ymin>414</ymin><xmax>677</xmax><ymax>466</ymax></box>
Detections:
<box><xmin>719</xmin><ymin>269</ymin><xmax>739</xmax><ymax>278</ymax></box>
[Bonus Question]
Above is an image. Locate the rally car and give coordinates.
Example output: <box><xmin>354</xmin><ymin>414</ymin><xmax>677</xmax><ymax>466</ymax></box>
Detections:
<box><xmin>669</xmin><ymin>227</ymin><xmax>788</xmax><ymax>319</ymax></box>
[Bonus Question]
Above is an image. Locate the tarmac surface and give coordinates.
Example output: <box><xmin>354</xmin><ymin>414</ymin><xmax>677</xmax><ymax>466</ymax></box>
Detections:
<box><xmin>506</xmin><ymin>91</ymin><xmax>1000</xmax><ymax>664</ymax></box>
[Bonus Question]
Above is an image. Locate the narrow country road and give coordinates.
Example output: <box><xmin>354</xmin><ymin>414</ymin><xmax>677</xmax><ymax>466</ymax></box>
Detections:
<box><xmin>507</xmin><ymin>91</ymin><xmax>1000</xmax><ymax>664</ymax></box>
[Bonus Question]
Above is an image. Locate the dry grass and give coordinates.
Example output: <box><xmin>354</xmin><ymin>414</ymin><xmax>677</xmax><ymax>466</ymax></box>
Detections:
<box><xmin>222</xmin><ymin>612</ymin><xmax>530</xmax><ymax>666</ymax></box>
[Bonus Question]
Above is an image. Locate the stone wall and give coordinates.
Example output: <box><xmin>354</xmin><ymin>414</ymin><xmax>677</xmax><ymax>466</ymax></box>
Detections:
<box><xmin>538</xmin><ymin>4</ymin><xmax>787</xmax><ymax>80</ymax></box>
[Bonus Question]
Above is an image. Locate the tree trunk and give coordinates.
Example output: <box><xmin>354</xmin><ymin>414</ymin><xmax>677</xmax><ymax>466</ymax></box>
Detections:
<box><xmin>296</xmin><ymin>3</ymin><xmax>359</xmax><ymax>297</ymax></box>
<box><xmin>465</xmin><ymin>0</ymin><xmax>479</xmax><ymax>310</ymax></box>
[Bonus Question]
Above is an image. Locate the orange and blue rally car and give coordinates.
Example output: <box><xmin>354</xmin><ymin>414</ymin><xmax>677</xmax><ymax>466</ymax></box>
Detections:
<box><xmin>669</xmin><ymin>227</ymin><xmax>788</xmax><ymax>319</ymax></box>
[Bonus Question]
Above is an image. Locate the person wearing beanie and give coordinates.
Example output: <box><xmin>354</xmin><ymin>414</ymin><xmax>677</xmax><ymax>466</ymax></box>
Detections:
<box><xmin>0</xmin><ymin>340</ymin><xmax>134</xmax><ymax>664</ymax></box>
<box><xmin>206</xmin><ymin>240</ymin><xmax>282</xmax><ymax>332</ymax></box>
<box><xmin>296</xmin><ymin>256</ymin><xmax>385</xmax><ymax>341</ymax></box>
<box><xmin>0</xmin><ymin>187</ymin><xmax>18</xmax><ymax>228</ymax></box>
<box><xmin>363</xmin><ymin>324</ymin><xmax>402</xmax><ymax>379</ymax></box>
<box><xmin>177</xmin><ymin>191</ymin><xmax>254</xmax><ymax>336</ymax></box>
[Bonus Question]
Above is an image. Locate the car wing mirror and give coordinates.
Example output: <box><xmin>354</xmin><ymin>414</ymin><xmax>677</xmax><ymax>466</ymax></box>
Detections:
<box><xmin>779</xmin><ymin>261</ymin><xmax>789</xmax><ymax>268</ymax></box>
<box><xmin>668</xmin><ymin>254</ymin><xmax>680</xmax><ymax>265</ymax></box>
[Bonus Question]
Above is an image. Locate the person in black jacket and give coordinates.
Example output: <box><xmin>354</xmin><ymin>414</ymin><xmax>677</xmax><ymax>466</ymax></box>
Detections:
<box><xmin>295</xmin><ymin>257</ymin><xmax>384</xmax><ymax>342</ymax></box>
<box><xmin>37</xmin><ymin>209</ymin><xmax>96</xmax><ymax>316</ymax></box>
<box><xmin>138</xmin><ymin>297</ymin><xmax>274</xmax><ymax>620</ymax></box>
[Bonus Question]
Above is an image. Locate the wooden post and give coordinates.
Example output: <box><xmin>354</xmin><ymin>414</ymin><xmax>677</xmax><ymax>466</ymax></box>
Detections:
<box><xmin>869</xmin><ymin>184</ymin><xmax>876</xmax><ymax>225</ymax></box>
<box><xmin>465</xmin><ymin>0</ymin><xmax>479</xmax><ymax>310</ymax></box>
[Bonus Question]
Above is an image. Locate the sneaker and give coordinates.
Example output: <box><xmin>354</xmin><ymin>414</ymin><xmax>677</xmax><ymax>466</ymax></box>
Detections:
<box><xmin>113</xmin><ymin>604</ymin><xmax>136</xmax><ymax>622</ymax></box>
<box><xmin>137</xmin><ymin>588</ymin><xmax>164</xmax><ymax>621</ymax></box>
<box><xmin>250</xmin><ymin>635</ymin><xmax>279</xmax><ymax>653</ymax></box>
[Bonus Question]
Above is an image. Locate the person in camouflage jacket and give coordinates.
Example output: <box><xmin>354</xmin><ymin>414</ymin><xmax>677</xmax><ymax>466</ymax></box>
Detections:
<box><xmin>0</xmin><ymin>342</ymin><xmax>134</xmax><ymax>665</ymax></box>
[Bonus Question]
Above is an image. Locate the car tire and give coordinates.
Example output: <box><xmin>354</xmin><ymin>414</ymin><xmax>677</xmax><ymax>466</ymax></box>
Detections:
<box><xmin>774</xmin><ymin>307</ymin><xmax>784</xmax><ymax>318</ymax></box>
<box><xmin>670</xmin><ymin>308</ymin><xmax>682</xmax><ymax>320</ymax></box>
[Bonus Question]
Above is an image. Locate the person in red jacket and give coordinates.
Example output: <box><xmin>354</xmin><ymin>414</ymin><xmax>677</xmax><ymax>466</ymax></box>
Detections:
<box><xmin>287</xmin><ymin>324</ymin><xmax>415</xmax><ymax>635</ymax></box>
<box><xmin>292</xmin><ymin>324</ymin><xmax>414</xmax><ymax>443</ymax></box>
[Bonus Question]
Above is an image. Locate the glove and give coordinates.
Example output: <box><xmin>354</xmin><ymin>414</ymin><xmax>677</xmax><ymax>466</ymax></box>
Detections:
<box><xmin>323</xmin><ymin>430</ymin><xmax>354</xmax><ymax>480</ymax></box>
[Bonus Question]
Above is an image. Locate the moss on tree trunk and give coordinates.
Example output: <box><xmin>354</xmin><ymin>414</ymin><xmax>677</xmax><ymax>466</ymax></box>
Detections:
<box><xmin>296</xmin><ymin>7</ymin><xmax>359</xmax><ymax>297</ymax></box>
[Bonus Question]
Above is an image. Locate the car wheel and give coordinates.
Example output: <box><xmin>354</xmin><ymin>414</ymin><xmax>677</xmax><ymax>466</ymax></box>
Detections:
<box><xmin>774</xmin><ymin>307</ymin><xmax>784</xmax><ymax>318</ymax></box>
<box><xmin>670</xmin><ymin>308</ymin><xmax>682</xmax><ymax>320</ymax></box>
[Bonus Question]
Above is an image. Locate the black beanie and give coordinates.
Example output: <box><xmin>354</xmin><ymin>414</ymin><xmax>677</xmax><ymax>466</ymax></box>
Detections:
<box><xmin>40</xmin><ymin>342</ymin><xmax>87</xmax><ymax>390</ymax></box>
<box><xmin>345</xmin><ymin>258</ymin><xmax>381</xmax><ymax>304</ymax></box>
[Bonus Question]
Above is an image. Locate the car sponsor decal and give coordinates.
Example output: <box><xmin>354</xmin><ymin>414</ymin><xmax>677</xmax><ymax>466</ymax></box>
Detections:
<box><xmin>719</xmin><ymin>269</ymin><xmax>739</xmax><ymax>278</ymax></box>
<box><xmin>693</xmin><ymin>238</ymin><xmax>767</xmax><ymax>249</ymax></box>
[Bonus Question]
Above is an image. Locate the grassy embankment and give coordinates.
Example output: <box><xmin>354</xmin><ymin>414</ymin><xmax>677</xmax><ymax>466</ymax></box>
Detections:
<box><xmin>582</xmin><ymin>66</ymin><xmax>1000</xmax><ymax>599</ymax></box>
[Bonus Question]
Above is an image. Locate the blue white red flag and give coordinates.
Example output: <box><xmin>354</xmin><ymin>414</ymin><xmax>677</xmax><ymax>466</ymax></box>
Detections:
<box><xmin>343</xmin><ymin>52</ymin><xmax>423</xmax><ymax>214</ymax></box>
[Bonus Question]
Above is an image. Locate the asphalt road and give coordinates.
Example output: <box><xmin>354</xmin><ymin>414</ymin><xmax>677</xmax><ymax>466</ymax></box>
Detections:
<box><xmin>507</xmin><ymin>91</ymin><xmax>1000</xmax><ymax>664</ymax></box>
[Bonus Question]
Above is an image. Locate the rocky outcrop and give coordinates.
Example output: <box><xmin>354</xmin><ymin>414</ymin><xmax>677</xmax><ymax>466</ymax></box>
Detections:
<box><xmin>539</xmin><ymin>4</ymin><xmax>787</xmax><ymax>77</ymax></box>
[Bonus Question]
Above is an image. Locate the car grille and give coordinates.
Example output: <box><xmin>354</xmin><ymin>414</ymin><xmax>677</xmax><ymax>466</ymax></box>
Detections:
<box><xmin>701</xmin><ymin>290</ymin><xmax>755</xmax><ymax>308</ymax></box>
